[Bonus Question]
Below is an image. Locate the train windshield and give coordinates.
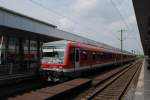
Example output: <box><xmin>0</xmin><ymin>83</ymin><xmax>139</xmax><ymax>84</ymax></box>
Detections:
<box><xmin>42</xmin><ymin>46</ymin><xmax>66</xmax><ymax>64</ymax></box>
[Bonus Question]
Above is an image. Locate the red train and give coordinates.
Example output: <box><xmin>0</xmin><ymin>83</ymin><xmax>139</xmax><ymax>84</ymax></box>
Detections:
<box><xmin>40</xmin><ymin>40</ymin><xmax>135</xmax><ymax>81</ymax></box>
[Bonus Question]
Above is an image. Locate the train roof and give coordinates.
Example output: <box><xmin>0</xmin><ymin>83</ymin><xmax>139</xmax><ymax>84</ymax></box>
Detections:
<box><xmin>43</xmin><ymin>40</ymin><xmax>68</xmax><ymax>46</ymax></box>
<box><xmin>43</xmin><ymin>40</ymin><xmax>135</xmax><ymax>56</ymax></box>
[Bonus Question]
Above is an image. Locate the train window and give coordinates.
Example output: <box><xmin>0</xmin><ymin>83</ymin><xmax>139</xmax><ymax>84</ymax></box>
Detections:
<box><xmin>42</xmin><ymin>45</ymin><xmax>65</xmax><ymax>64</ymax></box>
<box><xmin>98</xmin><ymin>53</ymin><xmax>101</xmax><ymax>60</ymax></box>
<box><xmin>75</xmin><ymin>49</ymin><xmax>79</xmax><ymax>62</ymax></box>
<box><xmin>109</xmin><ymin>53</ymin><xmax>112</xmax><ymax>59</ymax></box>
<box><xmin>104</xmin><ymin>53</ymin><xmax>107</xmax><ymax>59</ymax></box>
<box><xmin>97</xmin><ymin>52</ymin><xmax>101</xmax><ymax>60</ymax></box>
<box><xmin>69</xmin><ymin>48</ymin><xmax>75</xmax><ymax>64</ymax></box>
<box><xmin>100</xmin><ymin>52</ymin><xmax>104</xmax><ymax>59</ymax></box>
<box><xmin>97</xmin><ymin>53</ymin><xmax>99</xmax><ymax>60</ymax></box>
<box><xmin>95</xmin><ymin>52</ymin><xmax>98</xmax><ymax>60</ymax></box>
<box><xmin>92</xmin><ymin>52</ymin><xmax>96</xmax><ymax>60</ymax></box>
<box><xmin>112</xmin><ymin>54</ymin><xmax>114</xmax><ymax>58</ymax></box>
<box><xmin>82</xmin><ymin>50</ymin><xmax>87</xmax><ymax>60</ymax></box>
<box><xmin>107</xmin><ymin>53</ymin><xmax>109</xmax><ymax>58</ymax></box>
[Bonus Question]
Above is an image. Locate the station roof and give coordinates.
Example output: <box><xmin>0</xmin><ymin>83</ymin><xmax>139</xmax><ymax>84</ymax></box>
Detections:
<box><xmin>0</xmin><ymin>7</ymin><xmax>131</xmax><ymax>54</ymax></box>
<box><xmin>132</xmin><ymin>0</ymin><xmax>150</xmax><ymax>56</ymax></box>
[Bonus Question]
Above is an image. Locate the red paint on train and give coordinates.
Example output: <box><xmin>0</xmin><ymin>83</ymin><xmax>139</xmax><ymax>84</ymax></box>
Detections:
<box><xmin>40</xmin><ymin>40</ymin><xmax>135</xmax><ymax>81</ymax></box>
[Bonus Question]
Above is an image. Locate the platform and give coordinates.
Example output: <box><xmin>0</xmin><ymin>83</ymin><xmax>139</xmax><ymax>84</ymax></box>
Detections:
<box><xmin>134</xmin><ymin>59</ymin><xmax>150</xmax><ymax>100</ymax></box>
<box><xmin>8</xmin><ymin>78</ymin><xmax>92</xmax><ymax>100</ymax></box>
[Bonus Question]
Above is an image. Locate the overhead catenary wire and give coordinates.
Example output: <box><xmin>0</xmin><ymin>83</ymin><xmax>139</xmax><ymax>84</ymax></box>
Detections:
<box><xmin>113</xmin><ymin>0</ymin><xmax>141</xmax><ymax>51</ymax></box>
<box><xmin>108</xmin><ymin>0</ymin><xmax>141</xmax><ymax>52</ymax></box>
<box><xmin>52</xmin><ymin>0</ymin><xmax>137</xmax><ymax>50</ymax></box>
<box><xmin>109</xmin><ymin>0</ymin><xmax>129</xmax><ymax>30</ymax></box>
<box><xmin>109</xmin><ymin>0</ymin><xmax>138</xmax><ymax>40</ymax></box>
<box><xmin>29</xmin><ymin>0</ymin><xmax>137</xmax><ymax>52</ymax></box>
<box><xmin>28</xmin><ymin>0</ymin><xmax>123</xmax><ymax>51</ymax></box>
<box><xmin>115</xmin><ymin>0</ymin><xmax>136</xmax><ymax>38</ymax></box>
<box><xmin>29</xmin><ymin>0</ymin><xmax>107</xmax><ymax>37</ymax></box>
<box><xmin>50</xmin><ymin>0</ymin><xmax>115</xmax><ymax>36</ymax></box>
<box><xmin>57</xmin><ymin>0</ymin><xmax>138</xmax><ymax>53</ymax></box>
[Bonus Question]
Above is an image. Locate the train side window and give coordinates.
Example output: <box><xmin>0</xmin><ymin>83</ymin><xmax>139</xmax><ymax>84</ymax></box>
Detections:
<box><xmin>69</xmin><ymin>48</ymin><xmax>75</xmax><ymax>64</ymax></box>
<box><xmin>96</xmin><ymin>53</ymin><xmax>100</xmax><ymax>60</ymax></box>
<box><xmin>98</xmin><ymin>53</ymin><xmax>101</xmax><ymax>60</ymax></box>
<box><xmin>82</xmin><ymin>50</ymin><xmax>87</xmax><ymax>60</ymax></box>
<box><xmin>110</xmin><ymin>53</ymin><xmax>112</xmax><ymax>58</ymax></box>
<box><xmin>95</xmin><ymin>52</ymin><xmax>98</xmax><ymax>60</ymax></box>
<box><xmin>92</xmin><ymin>52</ymin><xmax>96</xmax><ymax>60</ymax></box>
<box><xmin>97</xmin><ymin>53</ymin><xmax>100</xmax><ymax>60</ymax></box>
<box><xmin>99</xmin><ymin>53</ymin><xmax>101</xmax><ymax>59</ymax></box>
<box><xmin>104</xmin><ymin>53</ymin><xmax>106</xmax><ymax>59</ymax></box>
<box><xmin>75</xmin><ymin>49</ymin><xmax>79</xmax><ymax>62</ymax></box>
<box><xmin>99</xmin><ymin>52</ymin><xmax>102</xmax><ymax>59</ymax></box>
<box><xmin>104</xmin><ymin>53</ymin><xmax>107</xmax><ymax>59</ymax></box>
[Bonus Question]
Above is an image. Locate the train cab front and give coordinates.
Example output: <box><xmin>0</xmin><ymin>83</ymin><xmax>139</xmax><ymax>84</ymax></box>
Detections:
<box><xmin>40</xmin><ymin>43</ymin><xmax>67</xmax><ymax>82</ymax></box>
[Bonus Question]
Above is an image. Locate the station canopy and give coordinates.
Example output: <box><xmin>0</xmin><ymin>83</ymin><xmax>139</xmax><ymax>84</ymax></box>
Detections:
<box><xmin>133</xmin><ymin>0</ymin><xmax>150</xmax><ymax>57</ymax></box>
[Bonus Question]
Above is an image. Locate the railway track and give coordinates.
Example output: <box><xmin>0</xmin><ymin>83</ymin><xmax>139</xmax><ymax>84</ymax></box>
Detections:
<box><xmin>75</xmin><ymin>60</ymin><xmax>142</xmax><ymax>100</ymax></box>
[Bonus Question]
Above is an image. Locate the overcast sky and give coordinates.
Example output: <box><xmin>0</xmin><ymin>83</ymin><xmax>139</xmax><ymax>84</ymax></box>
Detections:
<box><xmin>0</xmin><ymin>0</ymin><xmax>143</xmax><ymax>54</ymax></box>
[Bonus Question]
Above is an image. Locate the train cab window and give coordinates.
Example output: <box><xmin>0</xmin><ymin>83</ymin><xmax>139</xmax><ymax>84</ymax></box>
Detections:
<box><xmin>69</xmin><ymin>48</ymin><xmax>75</xmax><ymax>64</ymax></box>
<box><xmin>42</xmin><ymin>45</ymin><xmax>65</xmax><ymax>64</ymax></box>
<box><xmin>82</xmin><ymin>50</ymin><xmax>87</xmax><ymax>60</ymax></box>
<box><xmin>75</xmin><ymin>49</ymin><xmax>79</xmax><ymax>62</ymax></box>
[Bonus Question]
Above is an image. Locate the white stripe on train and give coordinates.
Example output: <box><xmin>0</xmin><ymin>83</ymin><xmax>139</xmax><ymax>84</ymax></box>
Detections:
<box><xmin>41</xmin><ymin>59</ymin><xmax>132</xmax><ymax>73</ymax></box>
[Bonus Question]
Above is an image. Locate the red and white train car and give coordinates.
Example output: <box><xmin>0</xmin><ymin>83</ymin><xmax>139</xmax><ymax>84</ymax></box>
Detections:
<box><xmin>40</xmin><ymin>40</ymin><xmax>135</xmax><ymax>81</ymax></box>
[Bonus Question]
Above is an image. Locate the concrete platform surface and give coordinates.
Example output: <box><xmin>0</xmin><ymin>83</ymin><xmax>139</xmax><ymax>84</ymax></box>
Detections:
<box><xmin>134</xmin><ymin>59</ymin><xmax>150</xmax><ymax>100</ymax></box>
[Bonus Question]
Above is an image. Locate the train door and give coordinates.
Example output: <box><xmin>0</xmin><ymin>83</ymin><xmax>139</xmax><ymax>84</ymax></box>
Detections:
<box><xmin>75</xmin><ymin>48</ymin><xmax>80</xmax><ymax>70</ymax></box>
